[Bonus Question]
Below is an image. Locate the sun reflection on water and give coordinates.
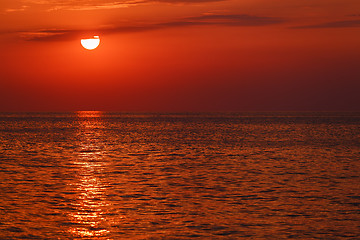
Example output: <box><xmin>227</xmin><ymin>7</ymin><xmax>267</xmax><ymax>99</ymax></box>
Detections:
<box><xmin>68</xmin><ymin>111</ymin><xmax>112</xmax><ymax>238</ymax></box>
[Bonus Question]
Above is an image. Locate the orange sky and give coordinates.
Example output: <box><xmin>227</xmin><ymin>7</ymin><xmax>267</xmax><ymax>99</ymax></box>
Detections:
<box><xmin>0</xmin><ymin>0</ymin><xmax>359</xmax><ymax>111</ymax></box>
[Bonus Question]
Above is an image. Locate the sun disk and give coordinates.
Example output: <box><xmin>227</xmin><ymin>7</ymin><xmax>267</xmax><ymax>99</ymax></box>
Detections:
<box><xmin>81</xmin><ymin>36</ymin><xmax>100</xmax><ymax>50</ymax></box>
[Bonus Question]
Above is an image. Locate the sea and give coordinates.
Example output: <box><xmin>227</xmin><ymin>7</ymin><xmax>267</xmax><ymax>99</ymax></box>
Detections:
<box><xmin>0</xmin><ymin>112</ymin><xmax>359</xmax><ymax>239</ymax></box>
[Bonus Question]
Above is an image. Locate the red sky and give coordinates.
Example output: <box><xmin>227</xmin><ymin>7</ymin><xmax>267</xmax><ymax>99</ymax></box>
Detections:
<box><xmin>0</xmin><ymin>0</ymin><xmax>359</xmax><ymax>111</ymax></box>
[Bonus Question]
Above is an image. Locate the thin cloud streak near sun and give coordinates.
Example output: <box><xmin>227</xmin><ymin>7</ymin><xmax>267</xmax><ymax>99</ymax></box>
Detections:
<box><xmin>18</xmin><ymin>13</ymin><xmax>285</xmax><ymax>41</ymax></box>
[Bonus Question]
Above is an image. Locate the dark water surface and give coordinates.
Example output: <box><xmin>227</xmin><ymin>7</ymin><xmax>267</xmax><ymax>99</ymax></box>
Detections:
<box><xmin>0</xmin><ymin>112</ymin><xmax>359</xmax><ymax>239</ymax></box>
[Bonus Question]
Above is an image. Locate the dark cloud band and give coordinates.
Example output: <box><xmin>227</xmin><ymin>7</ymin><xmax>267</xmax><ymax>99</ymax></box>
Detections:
<box><xmin>19</xmin><ymin>14</ymin><xmax>284</xmax><ymax>41</ymax></box>
<box><xmin>293</xmin><ymin>19</ymin><xmax>360</xmax><ymax>29</ymax></box>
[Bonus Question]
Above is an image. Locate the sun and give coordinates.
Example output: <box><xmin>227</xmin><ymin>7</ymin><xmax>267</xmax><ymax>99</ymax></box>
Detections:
<box><xmin>81</xmin><ymin>36</ymin><xmax>100</xmax><ymax>50</ymax></box>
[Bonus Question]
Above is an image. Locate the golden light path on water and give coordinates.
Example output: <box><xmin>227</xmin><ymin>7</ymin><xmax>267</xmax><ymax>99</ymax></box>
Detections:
<box><xmin>68</xmin><ymin>111</ymin><xmax>112</xmax><ymax>238</ymax></box>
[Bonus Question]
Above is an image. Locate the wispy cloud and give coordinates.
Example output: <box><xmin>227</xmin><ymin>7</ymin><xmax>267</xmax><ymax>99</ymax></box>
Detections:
<box><xmin>186</xmin><ymin>14</ymin><xmax>283</xmax><ymax>26</ymax></box>
<box><xmin>23</xmin><ymin>0</ymin><xmax>145</xmax><ymax>11</ymax></box>
<box><xmin>4</xmin><ymin>5</ymin><xmax>29</xmax><ymax>12</ymax></box>
<box><xmin>293</xmin><ymin>19</ymin><xmax>360</xmax><ymax>29</ymax></box>
<box><xmin>19</xmin><ymin>29</ymin><xmax>82</xmax><ymax>41</ymax></box>
<box><xmin>17</xmin><ymin>0</ymin><xmax>225</xmax><ymax>12</ymax></box>
<box><xmin>18</xmin><ymin>13</ymin><xmax>284</xmax><ymax>41</ymax></box>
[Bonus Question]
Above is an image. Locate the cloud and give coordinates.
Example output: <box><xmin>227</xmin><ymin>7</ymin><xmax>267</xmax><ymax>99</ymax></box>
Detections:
<box><xmin>2</xmin><ymin>0</ymin><xmax>226</xmax><ymax>13</ymax></box>
<box><xmin>18</xmin><ymin>13</ymin><xmax>284</xmax><ymax>41</ymax></box>
<box><xmin>18</xmin><ymin>0</ymin><xmax>225</xmax><ymax>11</ymax></box>
<box><xmin>293</xmin><ymin>19</ymin><xmax>360</xmax><ymax>29</ymax></box>
<box><xmin>4</xmin><ymin>6</ymin><xmax>28</xmax><ymax>12</ymax></box>
<box><xmin>24</xmin><ymin>0</ymin><xmax>145</xmax><ymax>11</ymax></box>
<box><xmin>19</xmin><ymin>29</ymin><xmax>82</xmax><ymax>41</ymax></box>
<box><xmin>186</xmin><ymin>14</ymin><xmax>283</xmax><ymax>26</ymax></box>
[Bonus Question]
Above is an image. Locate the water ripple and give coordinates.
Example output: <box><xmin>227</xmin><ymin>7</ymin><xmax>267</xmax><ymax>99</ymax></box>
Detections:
<box><xmin>0</xmin><ymin>112</ymin><xmax>359</xmax><ymax>239</ymax></box>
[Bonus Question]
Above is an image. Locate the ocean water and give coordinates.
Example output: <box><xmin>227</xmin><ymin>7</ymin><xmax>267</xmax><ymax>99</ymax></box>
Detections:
<box><xmin>0</xmin><ymin>112</ymin><xmax>359</xmax><ymax>239</ymax></box>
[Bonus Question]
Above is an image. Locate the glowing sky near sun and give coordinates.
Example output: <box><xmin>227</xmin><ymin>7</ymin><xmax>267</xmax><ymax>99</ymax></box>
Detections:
<box><xmin>0</xmin><ymin>0</ymin><xmax>359</xmax><ymax>111</ymax></box>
